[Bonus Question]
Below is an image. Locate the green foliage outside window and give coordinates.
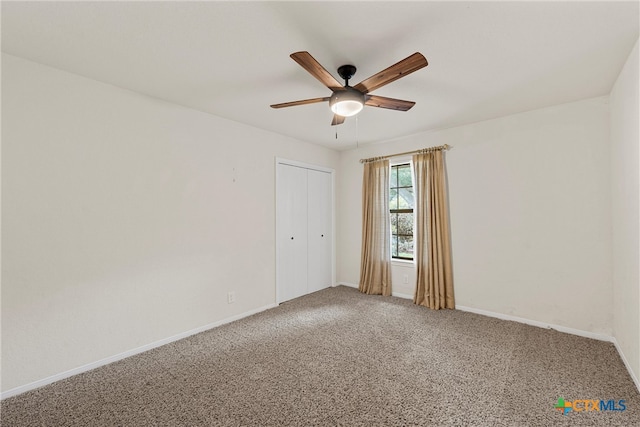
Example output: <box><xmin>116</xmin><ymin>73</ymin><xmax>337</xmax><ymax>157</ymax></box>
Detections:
<box><xmin>390</xmin><ymin>164</ymin><xmax>414</xmax><ymax>260</ymax></box>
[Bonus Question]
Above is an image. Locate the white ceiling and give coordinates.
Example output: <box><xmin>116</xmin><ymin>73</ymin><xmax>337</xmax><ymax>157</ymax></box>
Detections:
<box><xmin>2</xmin><ymin>1</ymin><xmax>638</xmax><ymax>151</ymax></box>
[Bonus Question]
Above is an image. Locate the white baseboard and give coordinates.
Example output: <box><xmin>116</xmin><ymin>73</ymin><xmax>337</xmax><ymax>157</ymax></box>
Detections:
<box><xmin>5</xmin><ymin>288</ymin><xmax>639</xmax><ymax>398</ymax></box>
<box><xmin>392</xmin><ymin>291</ymin><xmax>413</xmax><ymax>300</ymax></box>
<box><xmin>454</xmin><ymin>305</ymin><xmax>639</xmax><ymax>393</ymax></box>
<box><xmin>1</xmin><ymin>303</ymin><xmax>278</xmax><ymax>400</ymax></box>
<box><xmin>337</xmin><ymin>282</ymin><xmax>638</xmax><ymax>392</ymax></box>
<box><xmin>341</xmin><ymin>282</ymin><xmax>610</xmax><ymax>339</ymax></box>
<box><xmin>336</xmin><ymin>282</ymin><xmax>413</xmax><ymax>300</ymax></box>
<box><xmin>611</xmin><ymin>337</ymin><xmax>640</xmax><ymax>392</ymax></box>
<box><xmin>337</xmin><ymin>282</ymin><xmax>358</xmax><ymax>289</ymax></box>
<box><xmin>455</xmin><ymin>304</ymin><xmax>613</xmax><ymax>342</ymax></box>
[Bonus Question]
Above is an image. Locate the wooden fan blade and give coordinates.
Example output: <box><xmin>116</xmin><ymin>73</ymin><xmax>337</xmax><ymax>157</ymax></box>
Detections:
<box><xmin>331</xmin><ymin>114</ymin><xmax>345</xmax><ymax>126</ymax></box>
<box><xmin>290</xmin><ymin>51</ymin><xmax>345</xmax><ymax>92</ymax></box>
<box><xmin>353</xmin><ymin>52</ymin><xmax>428</xmax><ymax>94</ymax></box>
<box><xmin>270</xmin><ymin>97</ymin><xmax>329</xmax><ymax>109</ymax></box>
<box><xmin>365</xmin><ymin>95</ymin><xmax>416</xmax><ymax>111</ymax></box>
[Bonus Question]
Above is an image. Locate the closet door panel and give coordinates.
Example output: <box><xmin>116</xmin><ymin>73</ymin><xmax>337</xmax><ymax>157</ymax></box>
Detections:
<box><xmin>307</xmin><ymin>169</ymin><xmax>332</xmax><ymax>294</ymax></box>
<box><xmin>276</xmin><ymin>164</ymin><xmax>308</xmax><ymax>303</ymax></box>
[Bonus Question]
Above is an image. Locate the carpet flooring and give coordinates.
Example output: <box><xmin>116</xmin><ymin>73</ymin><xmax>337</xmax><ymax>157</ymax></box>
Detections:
<box><xmin>2</xmin><ymin>285</ymin><xmax>639</xmax><ymax>426</ymax></box>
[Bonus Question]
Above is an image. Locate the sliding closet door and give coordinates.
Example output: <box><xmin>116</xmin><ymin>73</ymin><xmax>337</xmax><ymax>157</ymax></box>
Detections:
<box><xmin>276</xmin><ymin>164</ymin><xmax>309</xmax><ymax>303</ymax></box>
<box><xmin>307</xmin><ymin>169</ymin><xmax>332</xmax><ymax>294</ymax></box>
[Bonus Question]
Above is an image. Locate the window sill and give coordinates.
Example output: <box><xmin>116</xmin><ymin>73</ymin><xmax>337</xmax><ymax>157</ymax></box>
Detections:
<box><xmin>391</xmin><ymin>259</ymin><xmax>415</xmax><ymax>267</ymax></box>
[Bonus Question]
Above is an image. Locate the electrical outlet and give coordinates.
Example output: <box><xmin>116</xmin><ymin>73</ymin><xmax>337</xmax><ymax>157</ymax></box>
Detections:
<box><xmin>403</xmin><ymin>274</ymin><xmax>409</xmax><ymax>284</ymax></box>
<box><xmin>227</xmin><ymin>292</ymin><xmax>236</xmax><ymax>304</ymax></box>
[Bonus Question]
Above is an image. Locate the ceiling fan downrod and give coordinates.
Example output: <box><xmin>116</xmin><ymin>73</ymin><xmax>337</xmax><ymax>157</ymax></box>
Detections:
<box><xmin>337</xmin><ymin>65</ymin><xmax>357</xmax><ymax>86</ymax></box>
<box><xmin>270</xmin><ymin>51</ymin><xmax>428</xmax><ymax>126</ymax></box>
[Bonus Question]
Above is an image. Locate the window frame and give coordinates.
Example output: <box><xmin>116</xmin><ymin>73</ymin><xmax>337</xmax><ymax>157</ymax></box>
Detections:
<box><xmin>389</xmin><ymin>161</ymin><xmax>415</xmax><ymax>261</ymax></box>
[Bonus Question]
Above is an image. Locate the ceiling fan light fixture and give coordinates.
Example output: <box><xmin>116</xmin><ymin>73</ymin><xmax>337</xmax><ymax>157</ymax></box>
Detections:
<box><xmin>271</xmin><ymin>52</ymin><xmax>428</xmax><ymax>125</ymax></box>
<box><xmin>329</xmin><ymin>88</ymin><xmax>365</xmax><ymax>117</ymax></box>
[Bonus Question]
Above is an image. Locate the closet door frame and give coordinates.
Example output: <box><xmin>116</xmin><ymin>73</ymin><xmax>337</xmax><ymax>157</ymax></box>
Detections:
<box><xmin>275</xmin><ymin>158</ymin><xmax>335</xmax><ymax>304</ymax></box>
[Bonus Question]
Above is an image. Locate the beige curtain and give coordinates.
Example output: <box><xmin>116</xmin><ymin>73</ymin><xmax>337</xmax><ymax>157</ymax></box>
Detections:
<box><xmin>359</xmin><ymin>159</ymin><xmax>392</xmax><ymax>296</ymax></box>
<box><xmin>413</xmin><ymin>150</ymin><xmax>454</xmax><ymax>309</ymax></box>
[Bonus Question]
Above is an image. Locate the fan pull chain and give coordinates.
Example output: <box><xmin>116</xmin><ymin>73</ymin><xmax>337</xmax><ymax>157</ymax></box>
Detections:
<box><xmin>356</xmin><ymin>114</ymin><xmax>359</xmax><ymax>148</ymax></box>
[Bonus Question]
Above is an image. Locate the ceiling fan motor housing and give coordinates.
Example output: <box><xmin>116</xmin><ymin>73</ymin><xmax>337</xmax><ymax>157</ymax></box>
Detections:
<box><xmin>329</xmin><ymin>87</ymin><xmax>365</xmax><ymax>117</ymax></box>
<box><xmin>271</xmin><ymin>51</ymin><xmax>428</xmax><ymax>124</ymax></box>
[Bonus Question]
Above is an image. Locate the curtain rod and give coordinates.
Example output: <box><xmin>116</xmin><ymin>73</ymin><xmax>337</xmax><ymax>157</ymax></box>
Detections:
<box><xmin>359</xmin><ymin>144</ymin><xmax>450</xmax><ymax>164</ymax></box>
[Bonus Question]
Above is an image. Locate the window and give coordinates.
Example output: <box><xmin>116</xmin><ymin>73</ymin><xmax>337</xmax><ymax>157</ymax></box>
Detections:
<box><xmin>389</xmin><ymin>163</ymin><xmax>414</xmax><ymax>260</ymax></box>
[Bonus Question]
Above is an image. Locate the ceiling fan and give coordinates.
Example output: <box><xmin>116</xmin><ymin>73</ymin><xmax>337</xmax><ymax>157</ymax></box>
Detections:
<box><xmin>270</xmin><ymin>51</ymin><xmax>428</xmax><ymax>126</ymax></box>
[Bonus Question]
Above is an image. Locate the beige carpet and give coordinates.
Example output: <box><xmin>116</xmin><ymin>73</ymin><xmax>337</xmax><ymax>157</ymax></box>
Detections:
<box><xmin>2</xmin><ymin>286</ymin><xmax>638</xmax><ymax>426</ymax></box>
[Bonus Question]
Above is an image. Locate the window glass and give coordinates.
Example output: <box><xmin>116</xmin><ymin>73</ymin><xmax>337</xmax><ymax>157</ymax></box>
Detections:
<box><xmin>390</xmin><ymin>163</ymin><xmax>414</xmax><ymax>260</ymax></box>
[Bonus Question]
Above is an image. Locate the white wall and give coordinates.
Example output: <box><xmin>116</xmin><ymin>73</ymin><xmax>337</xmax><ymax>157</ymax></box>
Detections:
<box><xmin>610</xmin><ymin>39</ymin><xmax>639</xmax><ymax>383</ymax></box>
<box><xmin>1</xmin><ymin>54</ymin><xmax>339</xmax><ymax>393</ymax></box>
<box><xmin>338</xmin><ymin>96</ymin><xmax>612</xmax><ymax>335</ymax></box>
<box><xmin>4</xmin><ymin>45</ymin><xmax>635</xmax><ymax>395</ymax></box>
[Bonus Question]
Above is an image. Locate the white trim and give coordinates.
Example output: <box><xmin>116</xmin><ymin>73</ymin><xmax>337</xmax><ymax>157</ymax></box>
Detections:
<box><xmin>274</xmin><ymin>157</ymin><xmax>334</xmax><ymax>174</ymax></box>
<box><xmin>455</xmin><ymin>306</ymin><xmax>640</xmax><ymax>392</ymax></box>
<box><xmin>337</xmin><ymin>282</ymin><xmax>413</xmax><ymax>300</ymax></box>
<box><xmin>391</xmin><ymin>259</ymin><xmax>415</xmax><ymax>267</ymax></box>
<box><xmin>337</xmin><ymin>282</ymin><xmax>358</xmax><ymax>289</ymax></box>
<box><xmin>389</xmin><ymin>156</ymin><xmax>412</xmax><ymax>166</ymax></box>
<box><xmin>455</xmin><ymin>304</ymin><xmax>613</xmax><ymax>342</ymax></box>
<box><xmin>337</xmin><ymin>283</ymin><xmax>638</xmax><ymax>392</ymax></box>
<box><xmin>275</xmin><ymin>158</ymin><xmax>336</xmax><ymax>304</ymax></box>
<box><xmin>6</xmin><ymin>291</ymin><xmax>638</xmax><ymax>398</ymax></box>
<box><xmin>392</xmin><ymin>291</ymin><xmax>413</xmax><ymax>300</ymax></box>
<box><xmin>611</xmin><ymin>337</ymin><xmax>640</xmax><ymax>392</ymax></box>
<box><xmin>1</xmin><ymin>303</ymin><xmax>278</xmax><ymax>400</ymax></box>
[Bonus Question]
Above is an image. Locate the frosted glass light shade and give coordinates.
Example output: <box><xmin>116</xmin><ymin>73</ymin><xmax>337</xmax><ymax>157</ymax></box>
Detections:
<box><xmin>329</xmin><ymin>88</ymin><xmax>365</xmax><ymax>117</ymax></box>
